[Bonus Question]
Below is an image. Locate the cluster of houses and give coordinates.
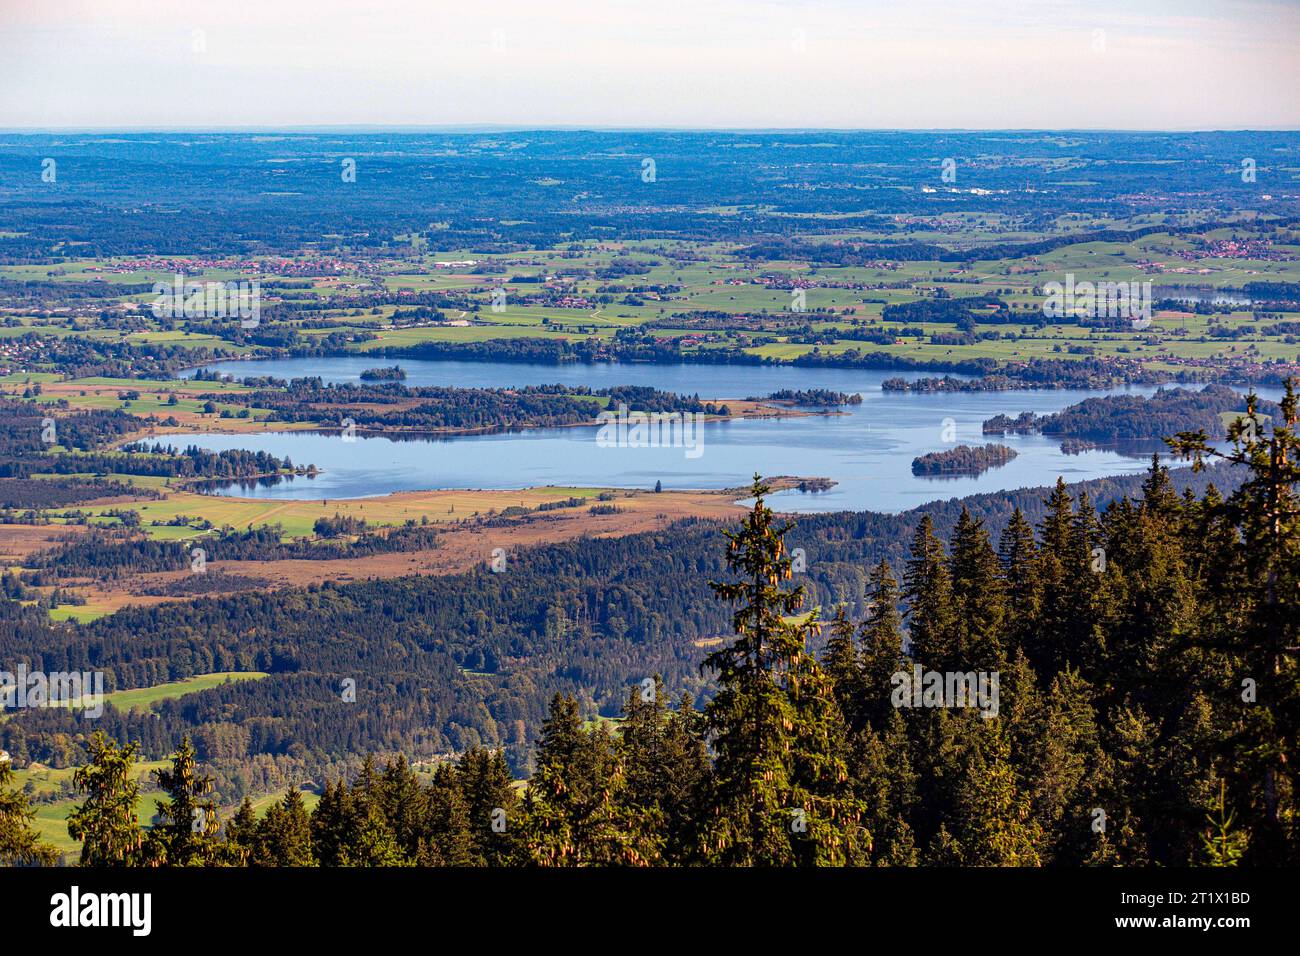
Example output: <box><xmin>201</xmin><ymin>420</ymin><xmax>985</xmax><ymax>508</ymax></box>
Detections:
<box><xmin>0</xmin><ymin>337</ymin><xmax>50</xmax><ymax>369</ymax></box>
<box><xmin>1135</xmin><ymin>260</ymin><xmax>1214</xmax><ymax>276</ymax></box>
<box><xmin>84</xmin><ymin>255</ymin><xmax>358</xmax><ymax>277</ymax></box>
<box><xmin>1171</xmin><ymin>354</ymin><xmax>1300</xmax><ymax>379</ymax></box>
<box><xmin>1176</xmin><ymin>238</ymin><xmax>1292</xmax><ymax>262</ymax></box>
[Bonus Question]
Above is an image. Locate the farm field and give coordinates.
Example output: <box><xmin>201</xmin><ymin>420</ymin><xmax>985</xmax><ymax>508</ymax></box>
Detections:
<box><xmin>6</xmin><ymin>220</ymin><xmax>1300</xmax><ymax>382</ymax></box>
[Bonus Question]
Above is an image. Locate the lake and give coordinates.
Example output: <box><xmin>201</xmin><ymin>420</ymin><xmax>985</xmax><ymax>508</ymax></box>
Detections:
<box><xmin>1153</xmin><ymin>284</ymin><xmax>1256</xmax><ymax>306</ymax></box>
<box><xmin>175</xmin><ymin>357</ymin><xmax>1248</xmax><ymax>513</ymax></box>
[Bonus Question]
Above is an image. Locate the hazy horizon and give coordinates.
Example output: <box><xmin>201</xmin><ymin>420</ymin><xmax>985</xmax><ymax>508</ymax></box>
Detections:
<box><xmin>4</xmin><ymin>124</ymin><xmax>1300</xmax><ymax>133</ymax></box>
<box><xmin>2</xmin><ymin>0</ymin><xmax>1297</xmax><ymax>130</ymax></box>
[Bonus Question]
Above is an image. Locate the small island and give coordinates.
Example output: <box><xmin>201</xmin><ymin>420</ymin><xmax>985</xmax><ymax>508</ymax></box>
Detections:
<box><xmin>911</xmin><ymin>443</ymin><xmax>1019</xmax><ymax>477</ymax></box>
<box><xmin>359</xmin><ymin>365</ymin><xmax>407</xmax><ymax>382</ymax></box>
<box><xmin>796</xmin><ymin>477</ymin><xmax>836</xmax><ymax>492</ymax></box>
<box><xmin>753</xmin><ymin>388</ymin><xmax>864</xmax><ymax>407</ymax></box>
<box><xmin>1059</xmin><ymin>437</ymin><xmax>1099</xmax><ymax>455</ymax></box>
<box><xmin>982</xmin><ymin>411</ymin><xmax>1038</xmax><ymax>435</ymax></box>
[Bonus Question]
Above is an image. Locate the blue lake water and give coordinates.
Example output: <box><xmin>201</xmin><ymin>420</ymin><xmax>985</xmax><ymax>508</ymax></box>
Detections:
<box><xmin>175</xmin><ymin>357</ymin><xmax>1264</xmax><ymax>513</ymax></box>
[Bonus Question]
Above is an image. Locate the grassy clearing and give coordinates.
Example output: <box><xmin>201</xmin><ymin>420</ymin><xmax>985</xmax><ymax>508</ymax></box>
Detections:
<box><xmin>104</xmin><ymin>672</ymin><xmax>270</xmax><ymax>712</ymax></box>
<box><xmin>49</xmin><ymin>601</ymin><xmax>121</xmax><ymax>623</ymax></box>
<box><xmin>246</xmin><ymin>787</ymin><xmax>322</xmax><ymax>818</ymax></box>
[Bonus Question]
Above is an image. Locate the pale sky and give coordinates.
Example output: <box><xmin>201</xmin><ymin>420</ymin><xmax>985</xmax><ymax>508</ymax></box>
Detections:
<box><xmin>1</xmin><ymin>0</ymin><xmax>1297</xmax><ymax>129</ymax></box>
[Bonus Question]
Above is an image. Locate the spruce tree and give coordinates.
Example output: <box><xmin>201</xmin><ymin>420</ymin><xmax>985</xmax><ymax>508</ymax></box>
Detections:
<box><xmin>948</xmin><ymin>715</ymin><xmax>1042</xmax><ymax>866</ymax></box>
<box><xmin>859</xmin><ymin>559</ymin><xmax>906</xmax><ymax>732</ymax></box>
<box><xmin>378</xmin><ymin>755</ymin><xmax>428</xmax><ymax>860</ymax></box>
<box><xmin>1100</xmin><ymin>461</ymin><xmax>1198</xmax><ymax>708</ymax></box>
<box><xmin>310</xmin><ymin>774</ymin><xmax>406</xmax><ymax>866</ymax></box>
<box><xmin>850</xmin><ymin>708</ymin><xmax>919</xmax><ymax>866</ymax></box>
<box><xmin>345</xmin><ymin>802</ymin><xmax>409</xmax><ymax>866</ymax></box>
<box><xmin>422</xmin><ymin>763</ymin><xmax>475</xmax><ymax>866</ymax></box>
<box><xmin>308</xmin><ymin>780</ymin><xmax>351</xmax><ymax>866</ymax></box>
<box><xmin>1094</xmin><ymin>706</ymin><xmax>1158</xmax><ymax>865</ymax></box>
<box><xmin>1032</xmin><ymin>478</ymin><xmax>1094</xmax><ymax>677</ymax></box>
<box><xmin>903</xmin><ymin>515</ymin><xmax>955</xmax><ymax>669</ymax></box>
<box><xmin>619</xmin><ymin>678</ymin><xmax>709</xmax><ymax>863</ymax></box>
<box><xmin>1069</xmin><ymin>490</ymin><xmax>1112</xmax><ymax>676</ymax></box>
<box><xmin>148</xmin><ymin>736</ymin><xmax>223</xmax><ymax>866</ymax></box>
<box><xmin>457</xmin><ymin>747</ymin><xmax>518</xmax><ymax>866</ymax></box>
<box><xmin>259</xmin><ymin>789</ymin><xmax>315</xmax><ymax>866</ymax></box>
<box><xmin>822</xmin><ymin>607</ymin><xmax>866</xmax><ymax>733</ymax></box>
<box><xmin>1168</xmin><ymin>381</ymin><xmax>1300</xmax><ymax>862</ymax></box>
<box><xmin>1201</xmin><ymin>781</ymin><xmax>1247</xmax><ymax>866</ymax></box>
<box><xmin>997</xmin><ymin>506</ymin><xmax>1040</xmax><ymax>649</ymax></box>
<box><xmin>224</xmin><ymin>796</ymin><xmax>260</xmax><ymax>865</ymax></box>
<box><xmin>67</xmin><ymin>732</ymin><xmax>145</xmax><ymax>867</ymax></box>
<box><xmin>1015</xmin><ymin>667</ymin><xmax>1106</xmax><ymax>864</ymax></box>
<box><xmin>697</xmin><ymin>476</ymin><xmax>865</xmax><ymax>865</ymax></box>
<box><xmin>0</xmin><ymin>755</ymin><xmax>57</xmax><ymax>866</ymax></box>
<box><xmin>1040</xmin><ymin>477</ymin><xmax>1077</xmax><ymax>560</ymax></box>
<box><xmin>520</xmin><ymin>694</ymin><xmax>655</xmax><ymax>865</ymax></box>
<box><xmin>949</xmin><ymin>507</ymin><xmax>1008</xmax><ymax>671</ymax></box>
